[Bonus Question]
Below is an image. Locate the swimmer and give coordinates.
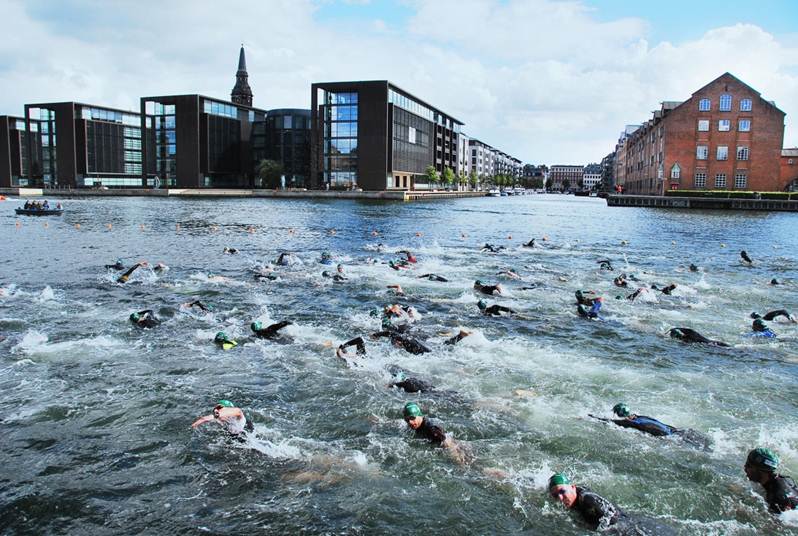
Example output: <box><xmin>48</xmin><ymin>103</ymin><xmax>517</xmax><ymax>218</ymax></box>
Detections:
<box><xmin>251</xmin><ymin>320</ymin><xmax>292</xmax><ymax>340</ymax></box>
<box><xmin>444</xmin><ymin>329</ymin><xmax>472</xmax><ymax>345</ymax></box>
<box><xmin>477</xmin><ymin>299</ymin><xmax>515</xmax><ymax>316</ymax></box>
<box><xmin>183</xmin><ymin>300</ymin><xmax>211</xmax><ymax>312</ymax></box>
<box><xmin>474</xmin><ymin>280</ymin><xmax>503</xmax><ymax>296</ymax></box>
<box><xmin>597</xmin><ymin>259</ymin><xmax>614</xmax><ymax>271</ymax></box>
<box><xmin>548</xmin><ymin>474</ymin><xmax>674</xmax><ymax>534</ymax></box>
<box><xmin>153</xmin><ymin>262</ymin><xmax>168</xmax><ymax>273</ymax></box>
<box><xmin>575</xmin><ymin>289</ymin><xmax>599</xmax><ymax>306</ymax></box>
<box><xmin>740</xmin><ymin>250</ymin><xmax>753</xmax><ymax>265</ymax></box>
<box><xmin>668</xmin><ymin>327</ymin><xmax>729</xmax><ymax>347</ymax></box>
<box><xmin>336</xmin><ymin>336</ymin><xmax>366</xmax><ymax>359</ymax></box>
<box><xmin>398</xmin><ymin>250</ymin><xmax>417</xmax><ymax>263</ymax></box>
<box><xmin>497</xmin><ymin>268</ymin><xmax>521</xmax><ymax>280</ymax></box>
<box><xmin>481</xmin><ymin>243</ymin><xmax>506</xmax><ymax>253</ymax></box>
<box><xmin>276</xmin><ymin>252</ymin><xmax>299</xmax><ymax>266</ymax></box>
<box><xmin>523</xmin><ymin>238</ymin><xmax>536</xmax><ymax>248</ymax></box>
<box><xmin>214</xmin><ymin>331</ymin><xmax>238</xmax><ymax>350</ymax></box>
<box><xmin>129</xmin><ymin>309</ymin><xmax>160</xmax><ymax>329</ymax></box>
<box><xmin>387</xmin><ymin>284</ymin><xmax>405</xmax><ymax>296</ymax></box>
<box><xmin>592</xmin><ymin>403</ymin><xmax>712</xmax><ymax>450</ymax></box>
<box><xmin>689</xmin><ymin>263</ymin><xmax>699</xmax><ymax>272</ymax></box>
<box><xmin>383</xmin><ymin>304</ymin><xmax>419</xmax><ymax>324</ymax></box>
<box><xmin>613</xmin><ymin>274</ymin><xmax>628</xmax><ymax>287</ymax></box>
<box><xmin>651</xmin><ymin>283</ymin><xmax>676</xmax><ymax>295</ymax></box>
<box><xmin>321</xmin><ymin>270</ymin><xmax>347</xmax><ymax>282</ymax></box>
<box><xmin>105</xmin><ymin>259</ymin><xmax>124</xmax><ymax>271</ymax></box>
<box><xmin>577</xmin><ymin>297</ymin><xmax>602</xmax><ymax>319</ymax></box>
<box><xmin>626</xmin><ymin>287</ymin><xmax>648</xmax><ymax>301</ymax></box>
<box><xmin>117</xmin><ymin>262</ymin><xmax>146</xmax><ymax>283</ymax></box>
<box><xmin>750</xmin><ymin>310</ymin><xmax>797</xmax><ymax>323</ymax></box>
<box><xmin>417</xmin><ymin>273</ymin><xmax>449</xmax><ymax>282</ymax></box>
<box><xmin>192</xmin><ymin>399</ymin><xmax>253</xmax><ymax>436</ymax></box>
<box><xmin>223</xmin><ymin>247</ymin><xmax>238</xmax><ymax>255</ymax></box>
<box><xmin>388</xmin><ymin>259</ymin><xmax>411</xmax><ymax>271</ymax></box>
<box><xmin>389</xmin><ymin>371</ymin><xmax>434</xmax><ymax>393</ymax></box>
<box><xmin>402</xmin><ymin>402</ymin><xmax>465</xmax><ymax>464</ymax></box>
<box><xmin>749</xmin><ymin>318</ymin><xmax>777</xmax><ymax>338</ymax></box>
<box><xmin>319</xmin><ymin>251</ymin><xmax>333</xmax><ymax>265</ymax></box>
<box><xmin>771</xmin><ymin>278</ymin><xmax>780</xmax><ymax>285</ymax></box>
<box><xmin>744</xmin><ymin>448</ymin><xmax>798</xmax><ymax>513</ymax></box>
<box><xmin>372</xmin><ymin>329</ymin><xmax>430</xmax><ymax>355</ymax></box>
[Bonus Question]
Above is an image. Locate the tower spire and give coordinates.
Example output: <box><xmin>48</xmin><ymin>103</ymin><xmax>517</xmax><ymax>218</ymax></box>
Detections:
<box><xmin>231</xmin><ymin>45</ymin><xmax>253</xmax><ymax>107</ymax></box>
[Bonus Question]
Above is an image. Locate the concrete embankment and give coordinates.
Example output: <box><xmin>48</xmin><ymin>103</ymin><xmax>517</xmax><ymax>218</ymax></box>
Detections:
<box><xmin>0</xmin><ymin>188</ymin><xmax>486</xmax><ymax>202</ymax></box>
<box><xmin>607</xmin><ymin>194</ymin><xmax>798</xmax><ymax>212</ymax></box>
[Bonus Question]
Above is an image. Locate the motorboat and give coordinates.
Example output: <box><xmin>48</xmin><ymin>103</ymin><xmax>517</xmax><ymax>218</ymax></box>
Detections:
<box><xmin>15</xmin><ymin>207</ymin><xmax>64</xmax><ymax>216</ymax></box>
<box><xmin>487</xmin><ymin>189</ymin><xmax>501</xmax><ymax>197</ymax></box>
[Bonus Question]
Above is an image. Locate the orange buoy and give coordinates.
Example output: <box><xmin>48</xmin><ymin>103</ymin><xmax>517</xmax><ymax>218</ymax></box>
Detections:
<box><xmin>43</xmin><ymin>222</ymin><xmax>49</xmax><ymax>229</ymax></box>
<box><xmin>15</xmin><ymin>220</ymin><xmax>21</xmax><ymax>228</ymax></box>
<box><xmin>415</xmin><ymin>232</ymin><xmax>422</xmax><ymax>237</ymax></box>
<box><xmin>75</xmin><ymin>223</ymin><xmax>81</xmax><ymax>230</ymax></box>
<box><xmin>106</xmin><ymin>223</ymin><xmax>113</xmax><ymax>230</ymax></box>
<box><xmin>507</xmin><ymin>235</ymin><xmax>512</xmax><ymax>240</ymax></box>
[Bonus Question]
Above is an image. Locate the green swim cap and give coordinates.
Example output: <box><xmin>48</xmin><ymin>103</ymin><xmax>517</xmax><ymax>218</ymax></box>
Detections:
<box><xmin>613</xmin><ymin>403</ymin><xmax>630</xmax><ymax>417</ymax></box>
<box><xmin>395</xmin><ymin>371</ymin><xmax>407</xmax><ymax>382</ymax></box>
<box><xmin>747</xmin><ymin>448</ymin><xmax>779</xmax><ymax>471</ymax></box>
<box><xmin>217</xmin><ymin>399</ymin><xmax>234</xmax><ymax>408</ymax></box>
<box><xmin>475</xmin><ymin>279</ymin><xmax>483</xmax><ymax>285</ymax></box>
<box><xmin>403</xmin><ymin>402</ymin><xmax>423</xmax><ymax>419</ymax></box>
<box><xmin>215</xmin><ymin>331</ymin><xmax>229</xmax><ymax>342</ymax></box>
<box><xmin>477</xmin><ymin>299</ymin><xmax>487</xmax><ymax>309</ymax></box>
<box><xmin>251</xmin><ymin>321</ymin><xmax>263</xmax><ymax>332</ymax></box>
<box><xmin>548</xmin><ymin>473</ymin><xmax>571</xmax><ymax>489</ymax></box>
<box><xmin>369</xmin><ymin>309</ymin><xmax>380</xmax><ymax>317</ymax></box>
<box><xmin>130</xmin><ymin>312</ymin><xmax>140</xmax><ymax>322</ymax></box>
<box><xmin>381</xmin><ymin>316</ymin><xmax>392</xmax><ymax>329</ymax></box>
<box><xmin>322</xmin><ymin>251</ymin><xmax>331</xmax><ymax>258</ymax></box>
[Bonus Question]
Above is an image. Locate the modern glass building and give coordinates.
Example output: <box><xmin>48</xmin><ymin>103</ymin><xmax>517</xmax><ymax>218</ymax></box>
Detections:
<box><xmin>140</xmin><ymin>95</ymin><xmax>266</xmax><ymax>187</ymax></box>
<box><xmin>310</xmin><ymin>81</ymin><xmax>464</xmax><ymax>191</ymax></box>
<box><xmin>251</xmin><ymin>109</ymin><xmax>311</xmax><ymax>188</ymax></box>
<box><xmin>21</xmin><ymin>102</ymin><xmax>150</xmax><ymax>188</ymax></box>
<box><xmin>0</xmin><ymin>116</ymin><xmax>41</xmax><ymax>187</ymax></box>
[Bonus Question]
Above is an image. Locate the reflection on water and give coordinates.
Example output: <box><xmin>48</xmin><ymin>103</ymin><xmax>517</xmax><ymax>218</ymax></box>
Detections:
<box><xmin>1</xmin><ymin>195</ymin><xmax>797</xmax><ymax>535</ymax></box>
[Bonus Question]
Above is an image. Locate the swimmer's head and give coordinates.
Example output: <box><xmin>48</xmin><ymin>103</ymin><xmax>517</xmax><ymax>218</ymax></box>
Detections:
<box><xmin>321</xmin><ymin>251</ymin><xmax>331</xmax><ymax>259</ymax></box>
<box><xmin>477</xmin><ymin>299</ymin><xmax>487</xmax><ymax>310</ymax></box>
<box><xmin>746</xmin><ymin>448</ymin><xmax>779</xmax><ymax>474</ymax></box>
<box><xmin>217</xmin><ymin>399</ymin><xmax>234</xmax><ymax>408</ymax></box>
<box><xmin>251</xmin><ymin>321</ymin><xmax>263</xmax><ymax>332</ymax></box>
<box><xmin>612</xmin><ymin>403</ymin><xmax>631</xmax><ymax>418</ymax></box>
<box><xmin>548</xmin><ymin>473</ymin><xmax>571</xmax><ymax>490</ymax></box>
<box><xmin>403</xmin><ymin>402</ymin><xmax>423</xmax><ymax>419</ymax></box>
<box><xmin>752</xmin><ymin>319</ymin><xmax>768</xmax><ymax>332</ymax></box>
<box><xmin>215</xmin><ymin>331</ymin><xmax>230</xmax><ymax>342</ymax></box>
<box><xmin>750</xmin><ymin>312</ymin><xmax>762</xmax><ymax>319</ymax></box>
<box><xmin>129</xmin><ymin>312</ymin><xmax>140</xmax><ymax>322</ymax></box>
<box><xmin>475</xmin><ymin>279</ymin><xmax>483</xmax><ymax>286</ymax></box>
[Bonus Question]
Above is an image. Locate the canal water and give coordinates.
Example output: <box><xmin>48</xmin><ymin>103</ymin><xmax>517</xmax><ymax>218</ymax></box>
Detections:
<box><xmin>1</xmin><ymin>195</ymin><xmax>797</xmax><ymax>535</ymax></box>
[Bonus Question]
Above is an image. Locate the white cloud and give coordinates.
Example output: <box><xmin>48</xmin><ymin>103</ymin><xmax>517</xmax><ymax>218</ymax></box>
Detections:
<box><xmin>0</xmin><ymin>0</ymin><xmax>796</xmax><ymax>163</ymax></box>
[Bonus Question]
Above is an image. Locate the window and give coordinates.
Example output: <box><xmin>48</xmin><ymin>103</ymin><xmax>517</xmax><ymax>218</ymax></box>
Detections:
<box><xmin>715</xmin><ymin>173</ymin><xmax>727</xmax><ymax>188</ymax></box>
<box><xmin>737</xmin><ymin>146</ymin><xmax>749</xmax><ymax>161</ymax></box>
<box><xmin>717</xmin><ymin>146</ymin><xmax>728</xmax><ymax>160</ymax></box>
<box><xmin>699</xmin><ymin>98</ymin><xmax>711</xmax><ymax>111</ymax></box>
<box><xmin>734</xmin><ymin>172</ymin><xmax>747</xmax><ymax>189</ymax></box>
<box><xmin>408</xmin><ymin>126</ymin><xmax>416</xmax><ymax>144</ymax></box>
<box><xmin>740</xmin><ymin>98</ymin><xmax>752</xmax><ymax>111</ymax></box>
<box><xmin>719</xmin><ymin>94</ymin><xmax>732</xmax><ymax>111</ymax></box>
<box><xmin>694</xmin><ymin>171</ymin><xmax>707</xmax><ymax>188</ymax></box>
<box><xmin>698</xmin><ymin>120</ymin><xmax>709</xmax><ymax>131</ymax></box>
<box><xmin>738</xmin><ymin>119</ymin><xmax>751</xmax><ymax>132</ymax></box>
<box><xmin>670</xmin><ymin>163</ymin><xmax>681</xmax><ymax>179</ymax></box>
<box><xmin>718</xmin><ymin>120</ymin><xmax>730</xmax><ymax>132</ymax></box>
<box><xmin>696</xmin><ymin>145</ymin><xmax>708</xmax><ymax>160</ymax></box>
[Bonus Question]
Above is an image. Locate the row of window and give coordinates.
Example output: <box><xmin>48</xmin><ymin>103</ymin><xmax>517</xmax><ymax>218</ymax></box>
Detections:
<box><xmin>698</xmin><ymin>119</ymin><xmax>751</xmax><ymax>132</ymax></box>
<box><xmin>696</xmin><ymin>145</ymin><xmax>749</xmax><ymax>161</ymax></box>
<box><xmin>81</xmin><ymin>107</ymin><xmax>140</xmax><ymax>126</ymax></box>
<box><xmin>698</xmin><ymin>96</ymin><xmax>751</xmax><ymax>112</ymax></box>
<box><xmin>693</xmin><ymin>171</ymin><xmax>748</xmax><ymax>189</ymax></box>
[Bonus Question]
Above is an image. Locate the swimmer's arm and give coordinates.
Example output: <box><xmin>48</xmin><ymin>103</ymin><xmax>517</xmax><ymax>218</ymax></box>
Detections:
<box><xmin>191</xmin><ymin>415</ymin><xmax>215</xmax><ymax>428</ymax></box>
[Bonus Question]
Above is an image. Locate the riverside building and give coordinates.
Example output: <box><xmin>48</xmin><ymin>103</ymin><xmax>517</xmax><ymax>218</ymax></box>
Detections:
<box><xmin>620</xmin><ymin>73</ymin><xmax>786</xmax><ymax>195</ymax></box>
<box><xmin>0</xmin><ymin>116</ymin><xmax>41</xmax><ymax>187</ymax></box>
<box><xmin>548</xmin><ymin>165</ymin><xmax>583</xmax><ymax>191</ymax></box>
<box><xmin>251</xmin><ymin>109</ymin><xmax>311</xmax><ymax>188</ymax></box>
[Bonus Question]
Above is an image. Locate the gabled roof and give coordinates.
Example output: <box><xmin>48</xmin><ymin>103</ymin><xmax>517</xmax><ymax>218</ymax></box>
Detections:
<box><xmin>686</xmin><ymin>72</ymin><xmax>784</xmax><ymax>114</ymax></box>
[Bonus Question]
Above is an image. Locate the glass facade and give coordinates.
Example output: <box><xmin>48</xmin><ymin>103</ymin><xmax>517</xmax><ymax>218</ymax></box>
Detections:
<box><xmin>80</xmin><ymin>105</ymin><xmax>144</xmax><ymax>182</ymax></box>
<box><xmin>251</xmin><ymin>110</ymin><xmax>310</xmax><ymax>188</ymax></box>
<box><xmin>392</xmin><ymin>107</ymin><xmax>431</xmax><ymax>175</ymax></box>
<box><xmin>147</xmin><ymin>101</ymin><xmax>177</xmax><ymax>186</ymax></box>
<box><xmin>321</xmin><ymin>91</ymin><xmax>358</xmax><ymax>189</ymax></box>
<box><xmin>388</xmin><ymin>88</ymin><xmax>461</xmax><ymax>133</ymax></box>
<box><xmin>29</xmin><ymin>107</ymin><xmax>57</xmax><ymax>185</ymax></box>
<box><xmin>203</xmin><ymin>99</ymin><xmax>239</xmax><ymax>119</ymax></box>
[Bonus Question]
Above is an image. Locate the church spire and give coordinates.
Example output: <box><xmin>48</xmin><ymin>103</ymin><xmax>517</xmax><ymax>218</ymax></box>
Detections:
<box><xmin>231</xmin><ymin>44</ymin><xmax>253</xmax><ymax>107</ymax></box>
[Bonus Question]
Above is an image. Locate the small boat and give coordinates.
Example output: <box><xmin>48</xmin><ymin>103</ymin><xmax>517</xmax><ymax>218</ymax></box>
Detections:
<box><xmin>487</xmin><ymin>189</ymin><xmax>501</xmax><ymax>197</ymax></box>
<box><xmin>573</xmin><ymin>191</ymin><xmax>590</xmax><ymax>197</ymax></box>
<box><xmin>15</xmin><ymin>208</ymin><xmax>64</xmax><ymax>216</ymax></box>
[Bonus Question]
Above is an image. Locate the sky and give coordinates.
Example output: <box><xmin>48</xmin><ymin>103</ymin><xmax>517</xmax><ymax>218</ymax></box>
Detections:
<box><xmin>1</xmin><ymin>0</ymin><xmax>797</xmax><ymax>164</ymax></box>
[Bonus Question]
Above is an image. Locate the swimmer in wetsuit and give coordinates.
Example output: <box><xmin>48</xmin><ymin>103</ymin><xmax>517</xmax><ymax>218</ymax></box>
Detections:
<box><xmin>402</xmin><ymin>402</ymin><xmax>466</xmax><ymax>464</ymax></box>
<box><xmin>597</xmin><ymin>259</ymin><xmax>614</xmax><ymax>271</ymax></box>
<box><xmin>613</xmin><ymin>274</ymin><xmax>628</xmax><ymax>287</ymax></box>
<box><xmin>129</xmin><ymin>309</ymin><xmax>160</xmax><ymax>329</ymax></box>
<box><xmin>183</xmin><ymin>300</ymin><xmax>211</xmax><ymax>312</ymax></box>
<box><xmin>744</xmin><ymin>448</ymin><xmax>798</xmax><ymax>514</ymax></box>
<box><xmin>575</xmin><ymin>290</ymin><xmax>599</xmax><ymax>306</ymax></box>
<box><xmin>214</xmin><ymin>331</ymin><xmax>238</xmax><ymax>350</ymax></box>
<box><xmin>689</xmin><ymin>263</ymin><xmax>699</xmax><ymax>272</ymax></box>
<box><xmin>105</xmin><ymin>259</ymin><xmax>125</xmax><ymax>271</ymax></box>
<box><xmin>651</xmin><ymin>283</ymin><xmax>677</xmax><ymax>295</ymax></box>
<box><xmin>751</xmin><ymin>310</ymin><xmax>797</xmax><ymax>323</ymax></box>
<box><xmin>192</xmin><ymin>399</ymin><xmax>253</xmax><ymax>436</ymax></box>
<box><xmin>669</xmin><ymin>327</ymin><xmax>729</xmax><ymax>347</ymax></box>
<box><xmin>474</xmin><ymin>280</ymin><xmax>503</xmax><ymax>296</ymax></box>
<box><xmin>477</xmin><ymin>299</ymin><xmax>515</xmax><ymax>316</ymax></box>
<box><xmin>336</xmin><ymin>336</ymin><xmax>367</xmax><ymax>359</ymax></box>
<box><xmin>417</xmin><ymin>273</ymin><xmax>449</xmax><ymax>282</ymax></box>
<box><xmin>390</xmin><ymin>372</ymin><xmax>434</xmax><ymax>393</ymax></box>
<box><xmin>625</xmin><ymin>287</ymin><xmax>648</xmax><ymax>301</ymax></box>
<box><xmin>481</xmin><ymin>243</ymin><xmax>506</xmax><ymax>253</ymax></box>
<box><xmin>117</xmin><ymin>262</ymin><xmax>146</xmax><ymax>283</ymax></box>
<box><xmin>371</xmin><ymin>329</ymin><xmax>431</xmax><ymax>355</ymax></box>
<box><xmin>577</xmin><ymin>297</ymin><xmax>603</xmax><ymax>319</ymax></box>
<box><xmin>523</xmin><ymin>238</ymin><xmax>536</xmax><ymax>248</ymax></box>
<box><xmin>223</xmin><ymin>247</ymin><xmax>238</xmax><ymax>255</ymax></box>
<box><xmin>251</xmin><ymin>320</ymin><xmax>292</xmax><ymax>339</ymax></box>
<box><xmin>319</xmin><ymin>251</ymin><xmax>333</xmax><ymax>265</ymax></box>
<box><xmin>276</xmin><ymin>252</ymin><xmax>299</xmax><ymax>266</ymax></box>
<box><xmin>497</xmin><ymin>268</ymin><xmax>521</xmax><ymax>280</ymax></box>
<box><xmin>444</xmin><ymin>329</ymin><xmax>472</xmax><ymax>345</ymax></box>
<box><xmin>748</xmin><ymin>318</ymin><xmax>777</xmax><ymax>338</ymax></box>
<box><xmin>322</xmin><ymin>270</ymin><xmax>347</xmax><ymax>282</ymax></box>
<box><xmin>740</xmin><ymin>250</ymin><xmax>753</xmax><ymax>265</ymax></box>
<box><xmin>398</xmin><ymin>250</ymin><xmax>417</xmax><ymax>264</ymax></box>
<box><xmin>599</xmin><ymin>403</ymin><xmax>712</xmax><ymax>450</ymax></box>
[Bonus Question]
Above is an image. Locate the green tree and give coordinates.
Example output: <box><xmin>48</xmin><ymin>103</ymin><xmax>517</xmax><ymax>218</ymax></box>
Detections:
<box><xmin>443</xmin><ymin>167</ymin><xmax>455</xmax><ymax>190</ymax></box>
<box><xmin>256</xmin><ymin>159</ymin><xmax>284</xmax><ymax>188</ymax></box>
<box><xmin>425</xmin><ymin>165</ymin><xmax>440</xmax><ymax>189</ymax></box>
<box><xmin>469</xmin><ymin>169</ymin><xmax>479</xmax><ymax>190</ymax></box>
<box><xmin>458</xmin><ymin>171</ymin><xmax>467</xmax><ymax>190</ymax></box>
<box><xmin>529</xmin><ymin>177</ymin><xmax>544</xmax><ymax>190</ymax></box>
<box><xmin>562</xmin><ymin>179</ymin><xmax>571</xmax><ymax>191</ymax></box>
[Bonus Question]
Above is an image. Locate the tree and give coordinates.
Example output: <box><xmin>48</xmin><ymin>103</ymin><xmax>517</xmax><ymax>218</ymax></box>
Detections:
<box><xmin>469</xmin><ymin>169</ymin><xmax>479</xmax><ymax>190</ymax></box>
<box><xmin>458</xmin><ymin>171</ymin><xmax>467</xmax><ymax>190</ymax></box>
<box><xmin>562</xmin><ymin>179</ymin><xmax>571</xmax><ymax>191</ymax></box>
<box><xmin>577</xmin><ymin>179</ymin><xmax>584</xmax><ymax>190</ymax></box>
<box><xmin>256</xmin><ymin>159</ymin><xmax>283</xmax><ymax>188</ymax></box>
<box><xmin>425</xmin><ymin>165</ymin><xmax>440</xmax><ymax>189</ymax></box>
<box><xmin>529</xmin><ymin>177</ymin><xmax>544</xmax><ymax>190</ymax></box>
<box><xmin>442</xmin><ymin>166</ymin><xmax>455</xmax><ymax>190</ymax></box>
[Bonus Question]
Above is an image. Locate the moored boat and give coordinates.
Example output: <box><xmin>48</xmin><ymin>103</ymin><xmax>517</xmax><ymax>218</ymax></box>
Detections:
<box><xmin>15</xmin><ymin>208</ymin><xmax>64</xmax><ymax>216</ymax></box>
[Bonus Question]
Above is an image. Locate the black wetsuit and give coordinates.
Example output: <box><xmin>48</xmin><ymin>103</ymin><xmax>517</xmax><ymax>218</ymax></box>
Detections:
<box><xmin>338</xmin><ymin>336</ymin><xmax>367</xmax><ymax>355</ymax></box>
<box><xmin>322</xmin><ymin>270</ymin><xmax>348</xmax><ymax>282</ymax></box>
<box><xmin>613</xmin><ymin>276</ymin><xmax>628</xmax><ymax>287</ymax></box>
<box><xmin>481</xmin><ymin>304</ymin><xmax>514</xmax><ymax>316</ymax></box>
<box><xmin>444</xmin><ymin>332</ymin><xmax>470</xmax><ymax>345</ymax></box>
<box><xmin>117</xmin><ymin>263</ymin><xmax>142</xmax><ymax>283</ymax></box>
<box><xmin>597</xmin><ymin>260</ymin><xmax>614</xmax><ymax>271</ymax></box>
<box><xmin>276</xmin><ymin>253</ymin><xmax>296</xmax><ymax>266</ymax></box>
<box><xmin>741</xmin><ymin>250</ymin><xmax>753</xmax><ymax>264</ymax></box>
<box><xmin>689</xmin><ymin>264</ymin><xmax>699</xmax><ymax>272</ymax></box>
<box><xmin>572</xmin><ymin>487</ymin><xmax>671</xmax><ymax>535</ymax></box>
<box><xmin>372</xmin><ymin>330</ymin><xmax>430</xmax><ymax>355</ymax></box>
<box><xmin>225</xmin><ymin>248</ymin><xmax>238</xmax><ymax>254</ymax></box>
<box><xmin>626</xmin><ymin>288</ymin><xmax>645</xmax><ymax>301</ymax></box>
<box><xmin>575</xmin><ymin>290</ymin><xmax>599</xmax><ymax>306</ymax></box>
<box><xmin>752</xmin><ymin>309</ymin><xmax>792</xmax><ymax>322</ymax></box>
<box><xmin>105</xmin><ymin>261</ymin><xmax>124</xmax><ymax>270</ymax></box>
<box><xmin>524</xmin><ymin>239</ymin><xmax>536</xmax><ymax>248</ymax></box>
<box><xmin>652</xmin><ymin>284</ymin><xmax>676</xmax><ymax>295</ymax></box>
<box><xmin>414</xmin><ymin>417</ymin><xmax>447</xmax><ymax>445</ymax></box>
<box><xmin>393</xmin><ymin>377</ymin><xmax>434</xmax><ymax>393</ymax></box>
<box><xmin>482</xmin><ymin>243</ymin><xmax>505</xmax><ymax>253</ymax></box>
<box><xmin>762</xmin><ymin>474</ymin><xmax>798</xmax><ymax>513</ymax></box>
<box><xmin>474</xmin><ymin>282</ymin><xmax>501</xmax><ymax>295</ymax></box>
<box><xmin>131</xmin><ymin>310</ymin><xmax>160</xmax><ymax>329</ymax></box>
<box><xmin>610</xmin><ymin>415</ymin><xmax>712</xmax><ymax>450</ymax></box>
<box><xmin>253</xmin><ymin>320</ymin><xmax>292</xmax><ymax>339</ymax></box>
<box><xmin>418</xmin><ymin>274</ymin><xmax>449</xmax><ymax>282</ymax></box>
<box><xmin>186</xmin><ymin>300</ymin><xmax>210</xmax><ymax>312</ymax></box>
<box><xmin>669</xmin><ymin>328</ymin><xmax>729</xmax><ymax>347</ymax></box>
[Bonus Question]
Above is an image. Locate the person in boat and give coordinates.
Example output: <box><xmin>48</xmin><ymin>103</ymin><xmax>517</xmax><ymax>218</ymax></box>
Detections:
<box><xmin>192</xmin><ymin>400</ymin><xmax>253</xmax><ymax>436</ymax></box>
<box><xmin>481</xmin><ymin>243</ymin><xmax>506</xmax><ymax>253</ymax></box>
<box><xmin>214</xmin><ymin>331</ymin><xmax>238</xmax><ymax>350</ymax></box>
<box><xmin>740</xmin><ymin>250</ymin><xmax>753</xmax><ymax>265</ymax></box>
<box><xmin>577</xmin><ymin>297</ymin><xmax>602</xmax><ymax>319</ymax></box>
<box><xmin>105</xmin><ymin>259</ymin><xmax>125</xmax><ymax>271</ymax></box>
<box><xmin>477</xmin><ymin>299</ymin><xmax>515</xmax><ymax>317</ymax></box>
<box><xmin>744</xmin><ymin>448</ymin><xmax>798</xmax><ymax>514</ymax></box>
<box><xmin>336</xmin><ymin>336</ymin><xmax>367</xmax><ymax>359</ymax></box>
<box><xmin>474</xmin><ymin>280</ymin><xmax>503</xmax><ymax>296</ymax></box>
<box><xmin>749</xmin><ymin>318</ymin><xmax>777</xmax><ymax>338</ymax></box>
<box><xmin>117</xmin><ymin>262</ymin><xmax>146</xmax><ymax>283</ymax></box>
<box><xmin>56</xmin><ymin>202</ymin><xmax>62</xmax><ymax>210</ymax></box>
<box><xmin>594</xmin><ymin>403</ymin><xmax>711</xmax><ymax>450</ymax></box>
<box><xmin>668</xmin><ymin>327</ymin><xmax>729</xmax><ymax>347</ymax></box>
<box><xmin>751</xmin><ymin>310</ymin><xmax>797</xmax><ymax>323</ymax></box>
<box><xmin>42</xmin><ymin>200</ymin><xmax>50</xmax><ymax>210</ymax></box>
<box><xmin>129</xmin><ymin>309</ymin><xmax>160</xmax><ymax>329</ymax></box>
<box><xmin>417</xmin><ymin>273</ymin><xmax>448</xmax><ymax>282</ymax></box>
<box><xmin>251</xmin><ymin>320</ymin><xmax>292</xmax><ymax>340</ymax></box>
<box><xmin>23</xmin><ymin>200</ymin><xmax>30</xmax><ymax>209</ymax></box>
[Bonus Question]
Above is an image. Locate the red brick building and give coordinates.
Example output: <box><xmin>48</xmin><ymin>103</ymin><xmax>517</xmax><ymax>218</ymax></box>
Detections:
<box><xmin>622</xmin><ymin>73</ymin><xmax>786</xmax><ymax>195</ymax></box>
<box><xmin>781</xmin><ymin>148</ymin><xmax>798</xmax><ymax>191</ymax></box>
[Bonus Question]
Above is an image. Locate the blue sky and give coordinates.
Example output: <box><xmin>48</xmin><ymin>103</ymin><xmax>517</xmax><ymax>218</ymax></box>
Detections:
<box><xmin>1</xmin><ymin>0</ymin><xmax>797</xmax><ymax>163</ymax></box>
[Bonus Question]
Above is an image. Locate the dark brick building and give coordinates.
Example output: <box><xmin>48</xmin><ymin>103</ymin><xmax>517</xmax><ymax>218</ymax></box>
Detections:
<box><xmin>622</xmin><ymin>73</ymin><xmax>786</xmax><ymax>194</ymax></box>
<box><xmin>0</xmin><ymin>116</ymin><xmax>41</xmax><ymax>187</ymax></box>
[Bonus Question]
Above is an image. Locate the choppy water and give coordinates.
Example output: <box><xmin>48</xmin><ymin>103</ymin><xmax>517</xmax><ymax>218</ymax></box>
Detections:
<box><xmin>1</xmin><ymin>195</ymin><xmax>797</xmax><ymax>535</ymax></box>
